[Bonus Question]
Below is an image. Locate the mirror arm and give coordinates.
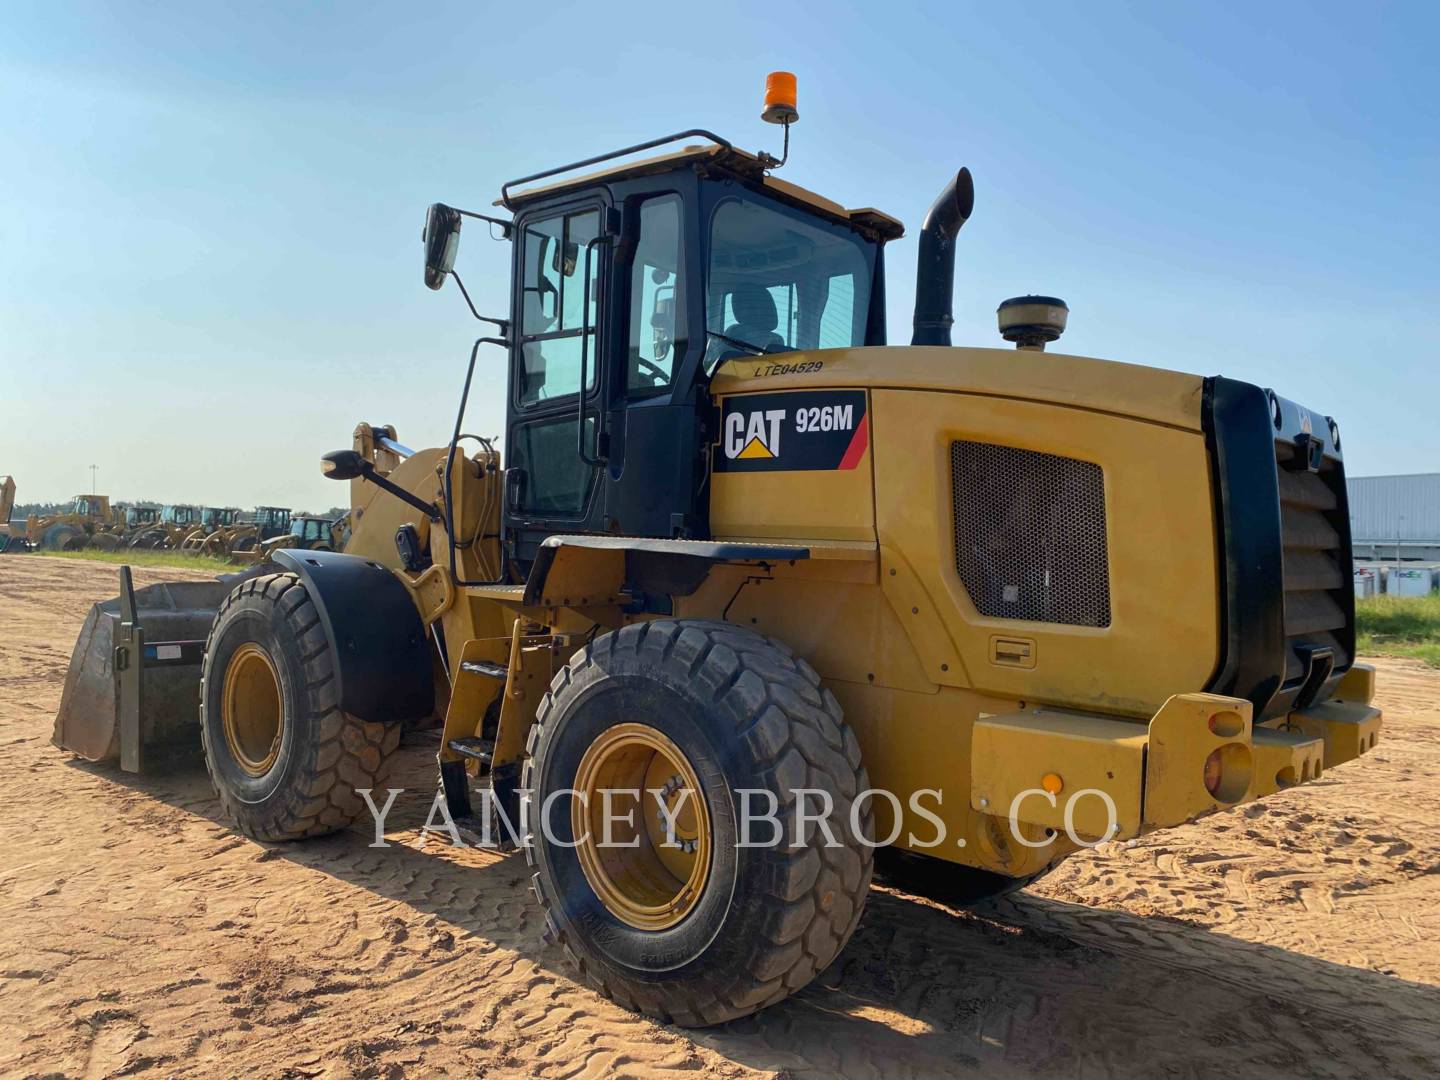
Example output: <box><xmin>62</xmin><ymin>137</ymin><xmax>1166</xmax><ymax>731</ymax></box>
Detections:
<box><xmin>454</xmin><ymin>207</ymin><xmax>513</xmax><ymax>240</ymax></box>
<box><xmin>449</xmin><ymin>270</ymin><xmax>511</xmax><ymax>336</ymax></box>
<box><xmin>353</xmin><ymin>462</ymin><xmax>441</xmax><ymax>521</ymax></box>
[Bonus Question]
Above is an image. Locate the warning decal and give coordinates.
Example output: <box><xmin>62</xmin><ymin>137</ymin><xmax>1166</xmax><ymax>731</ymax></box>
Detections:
<box><xmin>714</xmin><ymin>390</ymin><xmax>869</xmax><ymax>473</ymax></box>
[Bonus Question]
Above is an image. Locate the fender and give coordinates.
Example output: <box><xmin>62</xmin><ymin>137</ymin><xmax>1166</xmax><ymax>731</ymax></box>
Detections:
<box><xmin>272</xmin><ymin>549</ymin><xmax>434</xmax><ymax>723</ymax></box>
<box><xmin>523</xmin><ymin>534</ymin><xmax>811</xmax><ymax>607</ymax></box>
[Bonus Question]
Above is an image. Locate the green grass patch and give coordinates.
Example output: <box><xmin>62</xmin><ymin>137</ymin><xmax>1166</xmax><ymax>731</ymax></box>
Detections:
<box><xmin>1356</xmin><ymin>592</ymin><xmax>1440</xmax><ymax>667</ymax></box>
<box><xmin>31</xmin><ymin>548</ymin><xmax>236</xmax><ymax>574</ymax></box>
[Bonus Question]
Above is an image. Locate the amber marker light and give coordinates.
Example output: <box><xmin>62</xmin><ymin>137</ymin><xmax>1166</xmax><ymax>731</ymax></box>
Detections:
<box><xmin>1041</xmin><ymin>772</ymin><xmax>1064</xmax><ymax>795</ymax></box>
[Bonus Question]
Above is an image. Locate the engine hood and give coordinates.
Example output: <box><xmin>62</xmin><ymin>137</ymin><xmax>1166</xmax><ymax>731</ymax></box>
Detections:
<box><xmin>712</xmin><ymin>346</ymin><xmax>1207</xmax><ymax>433</ymax></box>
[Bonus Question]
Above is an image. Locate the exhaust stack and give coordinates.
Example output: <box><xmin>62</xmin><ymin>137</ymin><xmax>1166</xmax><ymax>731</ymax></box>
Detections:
<box><xmin>910</xmin><ymin>168</ymin><xmax>975</xmax><ymax>346</ymax></box>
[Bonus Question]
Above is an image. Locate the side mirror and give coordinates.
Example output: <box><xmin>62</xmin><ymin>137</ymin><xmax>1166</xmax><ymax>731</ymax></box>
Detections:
<box><xmin>322</xmin><ymin>448</ymin><xmax>442</xmax><ymax>521</ymax></box>
<box><xmin>423</xmin><ymin>203</ymin><xmax>462</xmax><ymax>290</ymax></box>
<box><xmin>321</xmin><ymin>449</ymin><xmax>370</xmax><ymax>481</ymax></box>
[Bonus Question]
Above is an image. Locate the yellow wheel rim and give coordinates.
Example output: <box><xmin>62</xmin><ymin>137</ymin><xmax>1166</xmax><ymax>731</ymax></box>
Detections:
<box><xmin>572</xmin><ymin>723</ymin><xmax>711</xmax><ymax>931</ymax></box>
<box><xmin>221</xmin><ymin>643</ymin><xmax>283</xmax><ymax>777</ymax></box>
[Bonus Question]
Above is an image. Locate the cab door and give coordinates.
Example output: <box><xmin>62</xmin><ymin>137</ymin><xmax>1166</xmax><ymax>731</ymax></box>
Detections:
<box><xmin>503</xmin><ymin>199</ymin><xmax>609</xmax><ymax>566</ymax></box>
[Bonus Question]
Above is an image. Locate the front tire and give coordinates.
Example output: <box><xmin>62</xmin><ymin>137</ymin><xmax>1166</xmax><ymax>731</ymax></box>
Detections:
<box><xmin>200</xmin><ymin>572</ymin><xmax>401</xmax><ymax>841</ymax></box>
<box><xmin>524</xmin><ymin>619</ymin><xmax>872</xmax><ymax>1027</ymax></box>
<box><xmin>43</xmin><ymin>523</ymin><xmax>85</xmax><ymax>551</ymax></box>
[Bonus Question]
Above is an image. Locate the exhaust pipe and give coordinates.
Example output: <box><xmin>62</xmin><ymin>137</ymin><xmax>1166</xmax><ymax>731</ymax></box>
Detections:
<box><xmin>910</xmin><ymin>168</ymin><xmax>975</xmax><ymax>346</ymax></box>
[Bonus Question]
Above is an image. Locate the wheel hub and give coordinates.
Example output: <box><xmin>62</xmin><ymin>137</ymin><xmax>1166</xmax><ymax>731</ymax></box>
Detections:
<box><xmin>221</xmin><ymin>642</ymin><xmax>283</xmax><ymax>776</ymax></box>
<box><xmin>572</xmin><ymin>723</ymin><xmax>711</xmax><ymax>931</ymax></box>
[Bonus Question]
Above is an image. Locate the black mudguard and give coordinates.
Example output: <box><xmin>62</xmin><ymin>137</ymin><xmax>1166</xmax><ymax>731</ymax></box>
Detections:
<box><xmin>272</xmin><ymin>549</ymin><xmax>434</xmax><ymax>723</ymax></box>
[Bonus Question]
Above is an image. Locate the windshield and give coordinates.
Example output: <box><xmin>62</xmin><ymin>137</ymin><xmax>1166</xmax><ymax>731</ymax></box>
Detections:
<box><xmin>706</xmin><ymin>195</ymin><xmax>874</xmax><ymax>367</ymax></box>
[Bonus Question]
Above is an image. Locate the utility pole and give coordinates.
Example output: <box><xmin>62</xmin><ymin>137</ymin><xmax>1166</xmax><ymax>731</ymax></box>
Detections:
<box><xmin>89</xmin><ymin>464</ymin><xmax>99</xmax><ymax>494</ymax></box>
<box><xmin>1394</xmin><ymin>514</ymin><xmax>1406</xmax><ymax>595</ymax></box>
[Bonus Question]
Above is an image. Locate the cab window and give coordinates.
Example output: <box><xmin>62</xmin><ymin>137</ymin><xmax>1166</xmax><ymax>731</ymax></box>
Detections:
<box><xmin>627</xmin><ymin>195</ymin><xmax>685</xmax><ymax>395</ymax></box>
<box><xmin>706</xmin><ymin>195</ymin><xmax>874</xmax><ymax>368</ymax></box>
<box><xmin>518</xmin><ymin>208</ymin><xmax>600</xmax><ymax>405</ymax></box>
<box><xmin>508</xmin><ymin>414</ymin><xmax>597</xmax><ymax>515</ymax></box>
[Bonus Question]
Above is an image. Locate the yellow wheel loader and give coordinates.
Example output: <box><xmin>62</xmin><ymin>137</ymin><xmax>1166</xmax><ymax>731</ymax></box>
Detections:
<box><xmin>27</xmin><ymin>494</ymin><xmax>124</xmax><ymax>551</ymax></box>
<box><xmin>217</xmin><ymin>506</ymin><xmax>292</xmax><ymax>558</ymax></box>
<box><xmin>125</xmin><ymin>504</ymin><xmax>210</xmax><ymax>549</ymax></box>
<box><xmin>227</xmin><ymin>513</ymin><xmax>345</xmax><ymax>565</ymax></box>
<box><xmin>179</xmin><ymin>507</ymin><xmax>243</xmax><ymax>552</ymax></box>
<box><xmin>53</xmin><ymin>77</ymin><xmax>1379</xmax><ymax>1027</ymax></box>
<box><xmin>117</xmin><ymin>504</ymin><xmax>161</xmax><ymax>545</ymax></box>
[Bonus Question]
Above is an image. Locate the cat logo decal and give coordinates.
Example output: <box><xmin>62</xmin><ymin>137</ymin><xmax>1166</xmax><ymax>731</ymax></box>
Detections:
<box><xmin>715</xmin><ymin>391</ymin><xmax>868</xmax><ymax>473</ymax></box>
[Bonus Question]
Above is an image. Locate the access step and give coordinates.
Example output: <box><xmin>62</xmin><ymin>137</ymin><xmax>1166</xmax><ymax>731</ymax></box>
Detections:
<box><xmin>447</xmin><ymin>737</ymin><xmax>495</xmax><ymax>764</ymax></box>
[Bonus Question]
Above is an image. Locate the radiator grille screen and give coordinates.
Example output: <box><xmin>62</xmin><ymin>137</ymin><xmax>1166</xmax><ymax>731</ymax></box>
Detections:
<box><xmin>1276</xmin><ymin>445</ymin><xmax>1351</xmax><ymax>685</ymax></box>
<box><xmin>950</xmin><ymin>440</ymin><xmax>1112</xmax><ymax>627</ymax></box>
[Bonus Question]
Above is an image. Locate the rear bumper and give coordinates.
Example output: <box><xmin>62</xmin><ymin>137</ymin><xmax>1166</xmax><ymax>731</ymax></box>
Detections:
<box><xmin>971</xmin><ymin>663</ymin><xmax>1381</xmax><ymax>842</ymax></box>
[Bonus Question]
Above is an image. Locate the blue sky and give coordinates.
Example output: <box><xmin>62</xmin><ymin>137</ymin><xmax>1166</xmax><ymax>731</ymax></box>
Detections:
<box><xmin>2</xmin><ymin>1</ymin><xmax>1436</xmax><ymax>509</ymax></box>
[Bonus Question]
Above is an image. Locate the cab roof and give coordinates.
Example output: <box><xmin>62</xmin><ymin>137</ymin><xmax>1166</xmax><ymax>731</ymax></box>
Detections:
<box><xmin>498</xmin><ymin>141</ymin><xmax>904</xmax><ymax>241</ymax></box>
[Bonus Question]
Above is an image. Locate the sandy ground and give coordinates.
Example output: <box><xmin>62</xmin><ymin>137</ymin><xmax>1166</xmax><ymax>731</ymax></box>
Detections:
<box><xmin>1</xmin><ymin>556</ymin><xmax>1437</xmax><ymax>1079</ymax></box>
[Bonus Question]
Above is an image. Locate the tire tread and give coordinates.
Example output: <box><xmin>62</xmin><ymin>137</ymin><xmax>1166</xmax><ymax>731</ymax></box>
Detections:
<box><xmin>200</xmin><ymin>572</ymin><xmax>399</xmax><ymax>842</ymax></box>
<box><xmin>522</xmin><ymin>618</ymin><xmax>872</xmax><ymax>1026</ymax></box>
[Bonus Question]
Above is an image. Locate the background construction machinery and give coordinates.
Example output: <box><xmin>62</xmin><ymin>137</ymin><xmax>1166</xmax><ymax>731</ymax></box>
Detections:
<box><xmin>0</xmin><ymin>476</ymin><xmax>27</xmax><ymax>552</ymax></box>
<box><xmin>23</xmin><ymin>494</ymin><xmax>124</xmax><ymax>551</ymax></box>
<box><xmin>3</xmin><ymin>494</ymin><xmax>345</xmax><ymax>559</ymax></box>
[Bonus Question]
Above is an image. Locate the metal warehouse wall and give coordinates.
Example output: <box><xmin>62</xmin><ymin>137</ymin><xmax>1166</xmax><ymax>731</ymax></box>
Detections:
<box><xmin>1348</xmin><ymin>473</ymin><xmax>1440</xmax><ymax>542</ymax></box>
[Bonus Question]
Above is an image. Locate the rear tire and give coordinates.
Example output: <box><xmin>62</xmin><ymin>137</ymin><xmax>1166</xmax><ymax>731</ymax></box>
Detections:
<box><xmin>200</xmin><ymin>572</ymin><xmax>401</xmax><ymax>841</ymax></box>
<box><xmin>89</xmin><ymin>532</ymin><xmax>120</xmax><ymax>552</ymax></box>
<box><xmin>524</xmin><ymin>619</ymin><xmax>873</xmax><ymax>1027</ymax></box>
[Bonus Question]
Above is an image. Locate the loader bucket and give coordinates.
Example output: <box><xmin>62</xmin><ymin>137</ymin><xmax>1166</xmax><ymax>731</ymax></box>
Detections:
<box><xmin>53</xmin><ymin>567</ymin><xmax>233</xmax><ymax>771</ymax></box>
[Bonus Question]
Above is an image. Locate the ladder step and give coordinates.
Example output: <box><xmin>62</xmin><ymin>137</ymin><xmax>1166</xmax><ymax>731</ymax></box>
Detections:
<box><xmin>447</xmin><ymin>737</ymin><xmax>495</xmax><ymax>763</ymax></box>
<box><xmin>460</xmin><ymin>659</ymin><xmax>509</xmax><ymax>680</ymax></box>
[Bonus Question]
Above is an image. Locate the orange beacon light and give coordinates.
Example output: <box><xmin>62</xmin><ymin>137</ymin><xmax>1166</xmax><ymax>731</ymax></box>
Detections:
<box><xmin>762</xmin><ymin>71</ymin><xmax>799</xmax><ymax>125</ymax></box>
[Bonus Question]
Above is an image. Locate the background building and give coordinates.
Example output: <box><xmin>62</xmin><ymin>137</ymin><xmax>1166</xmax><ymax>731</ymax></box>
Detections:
<box><xmin>1350</xmin><ymin>473</ymin><xmax>1440</xmax><ymax>563</ymax></box>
